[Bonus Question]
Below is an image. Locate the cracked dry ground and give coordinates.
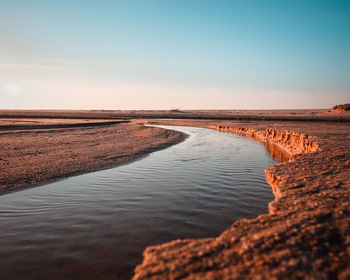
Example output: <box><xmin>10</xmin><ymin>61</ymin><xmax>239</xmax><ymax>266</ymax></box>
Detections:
<box><xmin>133</xmin><ymin>120</ymin><xmax>350</xmax><ymax>280</ymax></box>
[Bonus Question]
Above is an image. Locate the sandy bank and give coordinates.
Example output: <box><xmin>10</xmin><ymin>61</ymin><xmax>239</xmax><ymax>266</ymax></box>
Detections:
<box><xmin>0</xmin><ymin>119</ymin><xmax>185</xmax><ymax>195</ymax></box>
<box><xmin>133</xmin><ymin>119</ymin><xmax>350</xmax><ymax>279</ymax></box>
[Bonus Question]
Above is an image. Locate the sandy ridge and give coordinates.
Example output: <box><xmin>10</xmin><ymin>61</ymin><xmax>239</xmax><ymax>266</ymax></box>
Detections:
<box><xmin>0</xmin><ymin>121</ymin><xmax>185</xmax><ymax>195</ymax></box>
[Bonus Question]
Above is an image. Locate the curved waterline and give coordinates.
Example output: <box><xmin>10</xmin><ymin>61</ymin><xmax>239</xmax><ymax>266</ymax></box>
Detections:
<box><xmin>0</xmin><ymin>125</ymin><xmax>277</xmax><ymax>279</ymax></box>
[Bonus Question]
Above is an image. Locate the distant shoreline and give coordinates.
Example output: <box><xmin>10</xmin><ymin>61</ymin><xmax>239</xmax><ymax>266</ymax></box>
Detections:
<box><xmin>0</xmin><ymin>108</ymin><xmax>350</xmax><ymax>122</ymax></box>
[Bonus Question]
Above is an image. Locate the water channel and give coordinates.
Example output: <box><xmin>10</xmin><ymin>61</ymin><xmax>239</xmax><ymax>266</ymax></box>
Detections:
<box><xmin>0</xmin><ymin>125</ymin><xmax>277</xmax><ymax>279</ymax></box>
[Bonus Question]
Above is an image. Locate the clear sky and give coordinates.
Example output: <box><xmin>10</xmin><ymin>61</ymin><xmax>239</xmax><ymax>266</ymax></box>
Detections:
<box><xmin>1</xmin><ymin>0</ymin><xmax>349</xmax><ymax>110</ymax></box>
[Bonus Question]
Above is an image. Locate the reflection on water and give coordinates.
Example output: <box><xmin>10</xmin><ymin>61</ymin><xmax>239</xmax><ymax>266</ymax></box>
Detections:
<box><xmin>0</xmin><ymin>126</ymin><xmax>276</xmax><ymax>280</ymax></box>
<box><xmin>264</xmin><ymin>140</ymin><xmax>291</xmax><ymax>162</ymax></box>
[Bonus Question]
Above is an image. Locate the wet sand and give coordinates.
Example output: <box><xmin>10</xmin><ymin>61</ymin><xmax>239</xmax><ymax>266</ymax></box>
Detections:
<box><xmin>0</xmin><ymin>119</ymin><xmax>184</xmax><ymax>194</ymax></box>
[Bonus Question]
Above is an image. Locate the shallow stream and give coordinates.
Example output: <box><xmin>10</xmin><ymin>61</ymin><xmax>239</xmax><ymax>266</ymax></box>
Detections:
<box><xmin>0</xmin><ymin>125</ymin><xmax>276</xmax><ymax>279</ymax></box>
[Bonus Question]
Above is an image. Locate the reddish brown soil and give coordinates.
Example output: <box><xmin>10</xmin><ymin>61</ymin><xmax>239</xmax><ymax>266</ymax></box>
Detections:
<box><xmin>1</xmin><ymin>111</ymin><xmax>349</xmax><ymax>279</ymax></box>
<box><xmin>0</xmin><ymin>119</ymin><xmax>184</xmax><ymax>194</ymax></box>
<box><xmin>133</xmin><ymin>119</ymin><xmax>350</xmax><ymax>280</ymax></box>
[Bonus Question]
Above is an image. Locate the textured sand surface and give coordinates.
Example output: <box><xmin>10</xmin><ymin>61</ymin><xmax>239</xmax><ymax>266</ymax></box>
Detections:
<box><xmin>1</xmin><ymin>111</ymin><xmax>349</xmax><ymax>279</ymax></box>
<box><xmin>0</xmin><ymin>120</ymin><xmax>184</xmax><ymax>194</ymax></box>
<box><xmin>133</xmin><ymin>119</ymin><xmax>350</xmax><ymax>280</ymax></box>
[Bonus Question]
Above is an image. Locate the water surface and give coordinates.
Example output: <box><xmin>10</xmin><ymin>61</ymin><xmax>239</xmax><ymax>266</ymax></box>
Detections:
<box><xmin>0</xmin><ymin>125</ymin><xmax>276</xmax><ymax>279</ymax></box>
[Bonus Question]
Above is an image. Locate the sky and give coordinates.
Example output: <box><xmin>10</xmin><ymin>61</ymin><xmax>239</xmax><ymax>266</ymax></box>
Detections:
<box><xmin>0</xmin><ymin>0</ymin><xmax>349</xmax><ymax>110</ymax></box>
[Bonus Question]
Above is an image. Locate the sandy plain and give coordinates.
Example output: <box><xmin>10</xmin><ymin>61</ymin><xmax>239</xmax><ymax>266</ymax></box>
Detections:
<box><xmin>1</xmin><ymin>108</ymin><xmax>350</xmax><ymax>121</ymax></box>
<box><xmin>0</xmin><ymin>118</ymin><xmax>184</xmax><ymax>194</ymax></box>
<box><xmin>0</xmin><ymin>109</ymin><xmax>349</xmax><ymax>279</ymax></box>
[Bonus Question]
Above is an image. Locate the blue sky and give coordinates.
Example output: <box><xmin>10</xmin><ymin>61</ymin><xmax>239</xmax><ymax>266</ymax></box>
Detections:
<box><xmin>1</xmin><ymin>0</ymin><xmax>349</xmax><ymax>109</ymax></box>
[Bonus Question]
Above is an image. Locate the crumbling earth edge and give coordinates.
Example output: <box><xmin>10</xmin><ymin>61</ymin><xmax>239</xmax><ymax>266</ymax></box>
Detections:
<box><xmin>133</xmin><ymin>120</ymin><xmax>350</xmax><ymax>280</ymax></box>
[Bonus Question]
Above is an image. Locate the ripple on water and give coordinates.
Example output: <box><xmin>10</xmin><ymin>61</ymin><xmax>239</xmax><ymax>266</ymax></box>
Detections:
<box><xmin>0</xmin><ymin>125</ymin><xmax>277</xmax><ymax>280</ymax></box>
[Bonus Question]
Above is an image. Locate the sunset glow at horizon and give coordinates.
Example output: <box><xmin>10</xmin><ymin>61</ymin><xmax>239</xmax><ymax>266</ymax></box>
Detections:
<box><xmin>1</xmin><ymin>0</ymin><xmax>349</xmax><ymax>110</ymax></box>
